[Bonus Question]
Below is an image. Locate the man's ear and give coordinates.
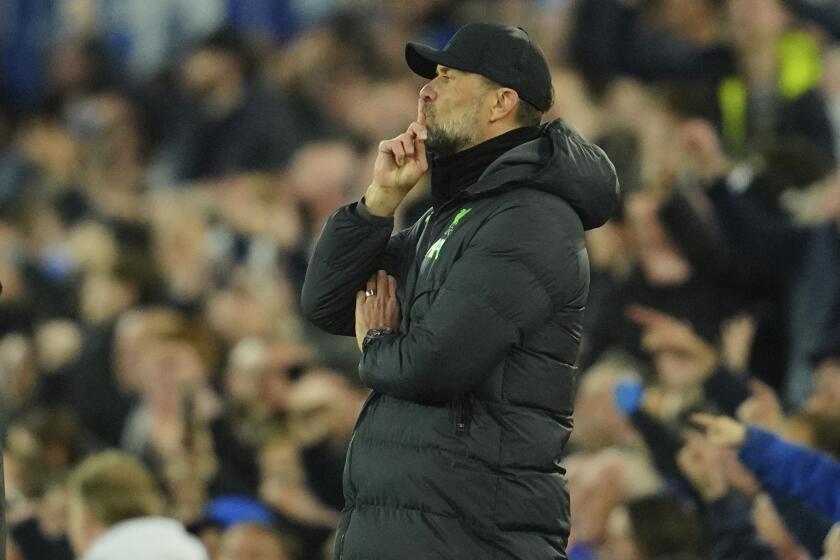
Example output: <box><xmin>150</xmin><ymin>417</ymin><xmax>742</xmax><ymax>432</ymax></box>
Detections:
<box><xmin>488</xmin><ymin>88</ymin><xmax>519</xmax><ymax>123</ymax></box>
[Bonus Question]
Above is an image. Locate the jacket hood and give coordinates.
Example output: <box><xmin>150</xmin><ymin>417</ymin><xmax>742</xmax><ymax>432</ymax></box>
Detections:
<box><xmin>471</xmin><ymin>119</ymin><xmax>620</xmax><ymax>230</ymax></box>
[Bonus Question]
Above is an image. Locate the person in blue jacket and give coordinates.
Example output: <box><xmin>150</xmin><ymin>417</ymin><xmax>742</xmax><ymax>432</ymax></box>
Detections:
<box><xmin>693</xmin><ymin>413</ymin><xmax>840</xmax><ymax>521</ymax></box>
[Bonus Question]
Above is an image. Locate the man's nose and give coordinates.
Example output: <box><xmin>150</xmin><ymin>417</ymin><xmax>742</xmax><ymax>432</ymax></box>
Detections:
<box><xmin>419</xmin><ymin>82</ymin><xmax>436</xmax><ymax>102</ymax></box>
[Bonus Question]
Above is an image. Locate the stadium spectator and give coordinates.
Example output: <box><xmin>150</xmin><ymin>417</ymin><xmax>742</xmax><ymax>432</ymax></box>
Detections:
<box><xmin>65</xmin><ymin>451</ymin><xmax>207</xmax><ymax>559</ymax></box>
<box><xmin>2</xmin><ymin>2</ymin><xmax>840</xmax><ymax>558</ymax></box>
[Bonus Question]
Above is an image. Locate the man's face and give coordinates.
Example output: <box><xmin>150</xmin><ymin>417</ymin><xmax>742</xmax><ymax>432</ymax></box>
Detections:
<box><xmin>728</xmin><ymin>0</ymin><xmax>788</xmax><ymax>48</ymax></box>
<box><xmin>183</xmin><ymin>49</ymin><xmax>236</xmax><ymax>97</ymax></box>
<box><xmin>419</xmin><ymin>66</ymin><xmax>491</xmax><ymax>156</ymax></box>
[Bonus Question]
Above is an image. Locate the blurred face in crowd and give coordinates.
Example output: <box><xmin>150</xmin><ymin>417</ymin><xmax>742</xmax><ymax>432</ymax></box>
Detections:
<box><xmin>113</xmin><ymin>309</ymin><xmax>183</xmax><ymax>393</ymax></box>
<box><xmin>419</xmin><ymin>65</ymin><xmax>494</xmax><ymax>156</ymax></box>
<box><xmin>183</xmin><ymin>48</ymin><xmax>239</xmax><ymax>97</ymax></box>
<box><xmin>0</xmin><ymin>334</ymin><xmax>36</xmax><ymax>412</ymax></box>
<box><xmin>137</xmin><ymin>338</ymin><xmax>206</xmax><ymax>417</ymax></box>
<box><xmin>571</xmin><ymin>365</ymin><xmax>639</xmax><ymax>451</ymax></box>
<box><xmin>825</xmin><ymin>47</ymin><xmax>840</xmax><ymax>98</ymax></box>
<box><xmin>226</xmin><ymin>340</ymin><xmax>308</xmax><ymax>416</ymax></box>
<box><xmin>657</xmin><ymin>0</ymin><xmax>720</xmax><ymax>43</ymax></box>
<box><xmin>807</xmin><ymin>358</ymin><xmax>840</xmax><ymax>414</ymax></box>
<box><xmin>728</xmin><ymin>0</ymin><xmax>789</xmax><ymax>49</ymax></box>
<box><xmin>80</xmin><ymin>272</ymin><xmax>137</xmax><ymax>325</ymax></box>
<box><xmin>218</xmin><ymin>524</ymin><xmax>287</xmax><ymax>560</ymax></box>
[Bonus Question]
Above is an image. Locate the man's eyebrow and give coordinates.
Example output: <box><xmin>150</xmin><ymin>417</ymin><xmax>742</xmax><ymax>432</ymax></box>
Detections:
<box><xmin>436</xmin><ymin>66</ymin><xmax>453</xmax><ymax>76</ymax></box>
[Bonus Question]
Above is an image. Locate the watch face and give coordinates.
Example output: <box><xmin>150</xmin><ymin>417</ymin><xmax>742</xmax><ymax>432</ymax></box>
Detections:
<box><xmin>363</xmin><ymin>328</ymin><xmax>392</xmax><ymax>352</ymax></box>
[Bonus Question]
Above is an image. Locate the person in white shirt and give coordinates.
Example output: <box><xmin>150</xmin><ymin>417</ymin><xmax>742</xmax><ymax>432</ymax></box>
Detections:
<box><xmin>66</xmin><ymin>450</ymin><xmax>208</xmax><ymax>560</ymax></box>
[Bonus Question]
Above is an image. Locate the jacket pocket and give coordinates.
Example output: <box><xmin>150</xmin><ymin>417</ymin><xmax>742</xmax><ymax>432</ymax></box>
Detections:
<box><xmin>335</xmin><ymin>507</ymin><xmax>353</xmax><ymax>560</ymax></box>
<box><xmin>344</xmin><ymin>392</ymin><xmax>378</xmax><ymax>496</ymax></box>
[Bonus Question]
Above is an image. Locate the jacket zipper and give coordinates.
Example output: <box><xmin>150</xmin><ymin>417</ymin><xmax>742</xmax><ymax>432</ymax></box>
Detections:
<box><xmin>455</xmin><ymin>397</ymin><xmax>472</xmax><ymax>433</ymax></box>
<box><xmin>419</xmin><ymin>193</ymin><xmax>475</xmax><ymax>258</ymax></box>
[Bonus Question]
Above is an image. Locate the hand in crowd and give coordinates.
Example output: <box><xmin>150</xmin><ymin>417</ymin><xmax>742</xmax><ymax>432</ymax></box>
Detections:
<box><xmin>675</xmin><ymin>118</ymin><xmax>730</xmax><ymax>182</ymax></box>
<box><xmin>364</xmin><ymin>99</ymin><xmax>428</xmax><ymax>217</ymax></box>
<box><xmin>736</xmin><ymin>379</ymin><xmax>784</xmax><ymax>432</ymax></box>
<box><xmin>720</xmin><ymin>314</ymin><xmax>757</xmax><ymax>372</ymax></box>
<box><xmin>259</xmin><ymin>436</ymin><xmax>340</xmax><ymax>528</ymax></box>
<box><xmin>355</xmin><ymin>270</ymin><xmax>400</xmax><ymax>351</ymax></box>
<box><xmin>691</xmin><ymin>413</ymin><xmax>747</xmax><ymax>448</ymax></box>
<box><xmin>627</xmin><ymin>304</ymin><xmax>718</xmax><ymax>386</ymax></box>
<box><xmin>677</xmin><ymin>431</ymin><xmax>729</xmax><ymax>502</ymax></box>
<box><xmin>823</xmin><ymin>524</ymin><xmax>840</xmax><ymax>560</ymax></box>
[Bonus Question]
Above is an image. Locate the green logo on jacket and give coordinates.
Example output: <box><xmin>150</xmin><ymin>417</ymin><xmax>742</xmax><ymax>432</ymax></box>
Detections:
<box><xmin>424</xmin><ymin>207</ymin><xmax>472</xmax><ymax>261</ymax></box>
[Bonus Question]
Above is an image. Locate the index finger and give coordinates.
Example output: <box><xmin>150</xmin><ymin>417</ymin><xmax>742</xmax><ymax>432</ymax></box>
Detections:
<box><xmin>376</xmin><ymin>269</ymin><xmax>388</xmax><ymax>297</ymax></box>
<box><xmin>625</xmin><ymin>304</ymin><xmax>674</xmax><ymax>328</ymax></box>
<box><xmin>417</xmin><ymin>97</ymin><xmax>426</xmax><ymax>126</ymax></box>
<box><xmin>748</xmin><ymin>379</ymin><xmax>774</xmax><ymax>396</ymax></box>
<box><xmin>689</xmin><ymin>413</ymin><xmax>716</xmax><ymax>429</ymax></box>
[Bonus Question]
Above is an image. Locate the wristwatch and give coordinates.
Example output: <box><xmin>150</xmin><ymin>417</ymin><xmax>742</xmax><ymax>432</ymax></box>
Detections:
<box><xmin>362</xmin><ymin>327</ymin><xmax>393</xmax><ymax>353</ymax></box>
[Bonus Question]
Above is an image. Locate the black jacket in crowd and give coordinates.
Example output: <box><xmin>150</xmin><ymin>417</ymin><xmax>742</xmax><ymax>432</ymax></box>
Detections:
<box><xmin>301</xmin><ymin>120</ymin><xmax>619</xmax><ymax>560</ymax></box>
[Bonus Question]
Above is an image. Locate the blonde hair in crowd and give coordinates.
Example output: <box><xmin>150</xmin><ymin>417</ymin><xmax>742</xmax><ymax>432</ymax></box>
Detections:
<box><xmin>67</xmin><ymin>451</ymin><xmax>164</xmax><ymax>527</ymax></box>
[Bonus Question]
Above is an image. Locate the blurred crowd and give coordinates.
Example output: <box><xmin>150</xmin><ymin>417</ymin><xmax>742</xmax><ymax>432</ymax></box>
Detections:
<box><xmin>1</xmin><ymin>0</ymin><xmax>840</xmax><ymax>559</ymax></box>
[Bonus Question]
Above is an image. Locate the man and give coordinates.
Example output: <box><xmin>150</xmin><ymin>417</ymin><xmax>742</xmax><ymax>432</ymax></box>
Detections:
<box><xmin>161</xmin><ymin>28</ymin><xmax>310</xmax><ymax>181</ymax></box>
<box><xmin>66</xmin><ymin>451</ymin><xmax>207</xmax><ymax>560</ymax></box>
<box><xmin>301</xmin><ymin>22</ymin><xmax>619</xmax><ymax>559</ymax></box>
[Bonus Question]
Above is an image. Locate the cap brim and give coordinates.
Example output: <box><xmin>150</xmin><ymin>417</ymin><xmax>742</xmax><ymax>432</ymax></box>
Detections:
<box><xmin>405</xmin><ymin>42</ymin><xmax>459</xmax><ymax>79</ymax></box>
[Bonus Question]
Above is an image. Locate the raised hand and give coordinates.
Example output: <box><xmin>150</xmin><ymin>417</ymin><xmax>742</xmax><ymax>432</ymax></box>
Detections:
<box><xmin>691</xmin><ymin>413</ymin><xmax>747</xmax><ymax>448</ymax></box>
<box><xmin>364</xmin><ymin>99</ymin><xmax>429</xmax><ymax>217</ymax></box>
<box><xmin>720</xmin><ymin>314</ymin><xmax>756</xmax><ymax>372</ymax></box>
<box><xmin>736</xmin><ymin>380</ymin><xmax>784</xmax><ymax>431</ymax></box>
<box><xmin>677</xmin><ymin>431</ymin><xmax>728</xmax><ymax>501</ymax></box>
<box><xmin>626</xmin><ymin>304</ymin><xmax>719</xmax><ymax>382</ymax></box>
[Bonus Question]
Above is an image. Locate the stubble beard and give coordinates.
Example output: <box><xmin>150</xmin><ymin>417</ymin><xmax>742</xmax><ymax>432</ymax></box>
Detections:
<box><xmin>424</xmin><ymin>100</ymin><xmax>482</xmax><ymax>157</ymax></box>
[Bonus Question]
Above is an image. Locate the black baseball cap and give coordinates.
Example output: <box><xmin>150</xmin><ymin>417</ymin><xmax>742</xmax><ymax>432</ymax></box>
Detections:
<box><xmin>405</xmin><ymin>22</ymin><xmax>554</xmax><ymax>112</ymax></box>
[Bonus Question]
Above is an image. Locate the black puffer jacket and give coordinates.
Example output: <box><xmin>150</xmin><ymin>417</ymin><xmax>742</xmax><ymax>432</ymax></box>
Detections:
<box><xmin>301</xmin><ymin>120</ymin><xmax>619</xmax><ymax>560</ymax></box>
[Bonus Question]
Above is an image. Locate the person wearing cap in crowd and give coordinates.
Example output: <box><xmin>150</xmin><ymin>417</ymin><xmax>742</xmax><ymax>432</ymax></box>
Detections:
<box><xmin>301</xmin><ymin>22</ymin><xmax>619</xmax><ymax>559</ymax></box>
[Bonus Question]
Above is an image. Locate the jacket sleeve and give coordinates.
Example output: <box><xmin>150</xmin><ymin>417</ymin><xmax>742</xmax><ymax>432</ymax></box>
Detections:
<box><xmin>702</xmin><ymin>365</ymin><xmax>752</xmax><ymax>417</ymax></box>
<box><xmin>705</xmin><ymin>177</ymin><xmax>809</xmax><ymax>293</ymax></box>
<box><xmin>659</xmin><ymin>182</ymin><xmax>731</xmax><ymax>281</ymax></box>
<box><xmin>359</xmin><ymin>203</ymin><xmax>585</xmax><ymax>402</ymax></box>
<box><xmin>300</xmin><ymin>201</ymin><xmax>413</xmax><ymax>337</ymax></box>
<box><xmin>738</xmin><ymin>426</ymin><xmax>840</xmax><ymax>521</ymax></box>
<box><xmin>768</xmin><ymin>490</ymin><xmax>835</xmax><ymax>559</ymax></box>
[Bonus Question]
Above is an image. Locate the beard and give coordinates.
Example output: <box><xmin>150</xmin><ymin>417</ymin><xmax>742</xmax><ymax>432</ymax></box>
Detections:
<box><xmin>424</xmin><ymin>99</ymin><xmax>482</xmax><ymax>157</ymax></box>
